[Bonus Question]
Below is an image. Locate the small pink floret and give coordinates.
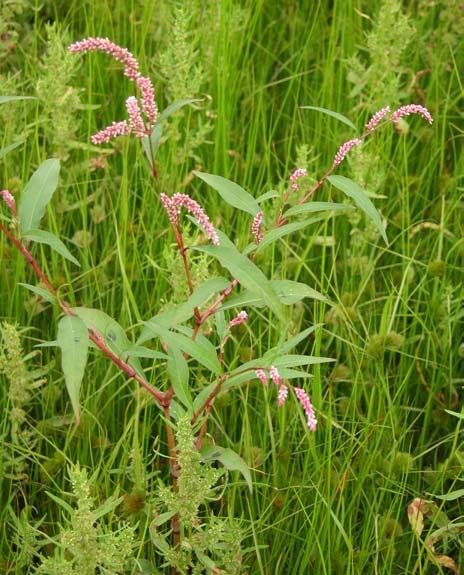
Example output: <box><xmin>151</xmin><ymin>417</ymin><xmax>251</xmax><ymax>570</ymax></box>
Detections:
<box><xmin>391</xmin><ymin>104</ymin><xmax>433</xmax><ymax>125</ymax></box>
<box><xmin>126</xmin><ymin>96</ymin><xmax>146</xmax><ymax>138</ymax></box>
<box><xmin>294</xmin><ymin>387</ymin><xmax>317</xmax><ymax>431</ymax></box>
<box><xmin>251</xmin><ymin>211</ymin><xmax>264</xmax><ymax>244</ymax></box>
<box><xmin>1</xmin><ymin>189</ymin><xmax>16</xmax><ymax>215</ymax></box>
<box><xmin>229</xmin><ymin>310</ymin><xmax>248</xmax><ymax>328</ymax></box>
<box><xmin>365</xmin><ymin>106</ymin><xmax>391</xmax><ymax>132</ymax></box>
<box><xmin>136</xmin><ymin>75</ymin><xmax>158</xmax><ymax>125</ymax></box>
<box><xmin>255</xmin><ymin>369</ymin><xmax>268</xmax><ymax>386</ymax></box>
<box><xmin>91</xmin><ymin>121</ymin><xmax>130</xmax><ymax>144</ymax></box>
<box><xmin>333</xmin><ymin>138</ymin><xmax>362</xmax><ymax>167</ymax></box>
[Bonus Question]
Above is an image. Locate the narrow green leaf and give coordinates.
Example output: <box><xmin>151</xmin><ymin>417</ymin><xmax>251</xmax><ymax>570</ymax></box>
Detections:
<box><xmin>193</xmin><ymin>381</ymin><xmax>217</xmax><ymax>413</ymax></box>
<box><xmin>93</xmin><ymin>495</ymin><xmax>125</xmax><ymax>520</ymax></box>
<box><xmin>256</xmin><ymin>190</ymin><xmax>280</xmax><ymax>203</ymax></box>
<box><xmin>24</xmin><ymin>229</ymin><xmax>80</xmax><ymax>266</ymax></box>
<box><xmin>157</xmin><ymin>98</ymin><xmax>202</xmax><ymax>123</ymax></box>
<box><xmin>435</xmin><ymin>489</ymin><xmax>464</xmax><ymax>502</ymax></box>
<box><xmin>167</xmin><ymin>347</ymin><xmax>193</xmax><ymax>410</ymax></box>
<box><xmin>201</xmin><ymin>446</ymin><xmax>252</xmax><ymax>492</ymax></box>
<box><xmin>328</xmin><ymin>175</ymin><xmax>388</xmax><ymax>244</ymax></box>
<box><xmin>142</xmin><ymin>123</ymin><xmax>163</xmax><ymax>165</ymax></box>
<box><xmin>0</xmin><ymin>96</ymin><xmax>36</xmax><ymax>104</ymax></box>
<box><xmin>72</xmin><ymin>307</ymin><xmax>130</xmax><ymax>357</ymax></box>
<box><xmin>272</xmin><ymin>324</ymin><xmax>322</xmax><ymax>356</ymax></box>
<box><xmin>445</xmin><ymin>409</ymin><xmax>464</xmax><ymax>420</ymax></box>
<box><xmin>18</xmin><ymin>159</ymin><xmax>60</xmax><ymax>234</ymax></box>
<box><xmin>195</xmin><ymin>172</ymin><xmax>260</xmax><ymax>216</ymax></box>
<box><xmin>284</xmin><ymin>201</ymin><xmax>353</xmax><ymax>218</ymax></box>
<box><xmin>300</xmin><ymin>105</ymin><xmax>357</xmax><ymax>130</ymax></box>
<box><xmin>57</xmin><ymin>316</ymin><xmax>88</xmax><ymax>424</ymax></box>
<box><xmin>19</xmin><ymin>283</ymin><xmax>56</xmax><ymax>303</ymax></box>
<box><xmin>45</xmin><ymin>491</ymin><xmax>75</xmax><ymax>515</ymax></box>
<box><xmin>34</xmin><ymin>340</ymin><xmax>58</xmax><ymax>348</ymax></box>
<box><xmin>256</xmin><ymin>216</ymin><xmax>326</xmax><ymax>251</ymax></box>
<box><xmin>152</xmin><ymin>510</ymin><xmax>177</xmax><ymax>527</ymax></box>
<box><xmin>0</xmin><ymin>138</ymin><xmax>25</xmax><ymax>160</ymax></box>
<box><xmin>124</xmin><ymin>345</ymin><xmax>168</xmax><ymax>360</ymax></box>
<box><xmin>194</xmin><ymin>243</ymin><xmax>283</xmax><ymax>321</ymax></box>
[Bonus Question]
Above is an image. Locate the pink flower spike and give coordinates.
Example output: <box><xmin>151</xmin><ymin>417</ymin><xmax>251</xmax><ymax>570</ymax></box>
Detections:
<box><xmin>162</xmin><ymin>193</ymin><xmax>219</xmax><ymax>246</ymax></box>
<box><xmin>91</xmin><ymin>121</ymin><xmax>130</xmax><ymax>144</ymax></box>
<box><xmin>68</xmin><ymin>37</ymin><xmax>140</xmax><ymax>80</ymax></box>
<box><xmin>294</xmin><ymin>387</ymin><xmax>317</xmax><ymax>431</ymax></box>
<box><xmin>251</xmin><ymin>211</ymin><xmax>264</xmax><ymax>244</ymax></box>
<box><xmin>277</xmin><ymin>384</ymin><xmax>288</xmax><ymax>406</ymax></box>
<box><xmin>365</xmin><ymin>106</ymin><xmax>391</xmax><ymax>132</ymax></box>
<box><xmin>269</xmin><ymin>366</ymin><xmax>282</xmax><ymax>386</ymax></box>
<box><xmin>136</xmin><ymin>75</ymin><xmax>158</xmax><ymax>126</ymax></box>
<box><xmin>1</xmin><ymin>189</ymin><xmax>16</xmax><ymax>215</ymax></box>
<box><xmin>229</xmin><ymin>310</ymin><xmax>248</xmax><ymax>328</ymax></box>
<box><xmin>255</xmin><ymin>369</ymin><xmax>268</xmax><ymax>386</ymax></box>
<box><xmin>290</xmin><ymin>167</ymin><xmax>307</xmax><ymax>190</ymax></box>
<box><xmin>126</xmin><ymin>96</ymin><xmax>146</xmax><ymax>138</ymax></box>
<box><xmin>333</xmin><ymin>138</ymin><xmax>362</xmax><ymax>167</ymax></box>
<box><xmin>391</xmin><ymin>104</ymin><xmax>433</xmax><ymax>125</ymax></box>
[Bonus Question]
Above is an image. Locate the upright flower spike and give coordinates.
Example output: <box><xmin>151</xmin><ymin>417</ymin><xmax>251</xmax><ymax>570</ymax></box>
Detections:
<box><xmin>332</xmin><ymin>138</ymin><xmax>362</xmax><ymax>167</ymax></box>
<box><xmin>160</xmin><ymin>193</ymin><xmax>220</xmax><ymax>246</ymax></box>
<box><xmin>251</xmin><ymin>211</ymin><xmax>264</xmax><ymax>245</ymax></box>
<box><xmin>290</xmin><ymin>168</ymin><xmax>307</xmax><ymax>191</ymax></box>
<box><xmin>229</xmin><ymin>311</ymin><xmax>248</xmax><ymax>328</ymax></box>
<box><xmin>365</xmin><ymin>106</ymin><xmax>391</xmax><ymax>132</ymax></box>
<box><xmin>1</xmin><ymin>189</ymin><xmax>16</xmax><ymax>215</ymax></box>
<box><xmin>136</xmin><ymin>75</ymin><xmax>158</xmax><ymax>125</ymax></box>
<box><xmin>294</xmin><ymin>387</ymin><xmax>317</xmax><ymax>431</ymax></box>
<box><xmin>255</xmin><ymin>369</ymin><xmax>268</xmax><ymax>386</ymax></box>
<box><xmin>391</xmin><ymin>104</ymin><xmax>433</xmax><ymax>125</ymax></box>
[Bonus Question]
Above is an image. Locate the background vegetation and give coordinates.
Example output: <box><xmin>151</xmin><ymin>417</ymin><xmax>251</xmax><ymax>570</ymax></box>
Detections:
<box><xmin>0</xmin><ymin>0</ymin><xmax>462</xmax><ymax>573</ymax></box>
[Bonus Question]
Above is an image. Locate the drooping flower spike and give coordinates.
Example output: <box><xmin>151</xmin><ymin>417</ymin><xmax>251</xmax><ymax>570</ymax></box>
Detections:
<box><xmin>391</xmin><ymin>104</ymin><xmax>433</xmax><ymax>125</ymax></box>
<box><xmin>365</xmin><ymin>106</ymin><xmax>391</xmax><ymax>132</ymax></box>
<box><xmin>290</xmin><ymin>168</ymin><xmax>308</xmax><ymax>191</ymax></box>
<box><xmin>1</xmin><ymin>189</ymin><xmax>16</xmax><ymax>215</ymax></box>
<box><xmin>332</xmin><ymin>138</ymin><xmax>362</xmax><ymax>167</ymax></box>
<box><xmin>160</xmin><ymin>193</ymin><xmax>220</xmax><ymax>246</ymax></box>
<box><xmin>294</xmin><ymin>387</ymin><xmax>317</xmax><ymax>431</ymax></box>
<box><xmin>68</xmin><ymin>37</ymin><xmax>158</xmax><ymax>142</ymax></box>
<box><xmin>255</xmin><ymin>369</ymin><xmax>268</xmax><ymax>386</ymax></box>
<box><xmin>229</xmin><ymin>311</ymin><xmax>248</xmax><ymax>328</ymax></box>
<box><xmin>251</xmin><ymin>211</ymin><xmax>264</xmax><ymax>245</ymax></box>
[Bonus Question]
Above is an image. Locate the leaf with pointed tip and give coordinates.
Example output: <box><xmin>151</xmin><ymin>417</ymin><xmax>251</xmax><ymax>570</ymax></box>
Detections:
<box><xmin>195</xmin><ymin>172</ymin><xmax>260</xmax><ymax>216</ymax></box>
<box><xmin>256</xmin><ymin>216</ymin><xmax>327</xmax><ymax>251</ymax></box>
<box><xmin>328</xmin><ymin>175</ymin><xmax>388</xmax><ymax>244</ymax></box>
<box><xmin>157</xmin><ymin>98</ymin><xmax>202</xmax><ymax>123</ymax></box>
<box><xmin>18</xmin><ymin>159</ymin><xmax>60</xmax><ymax>234</ymax></box>
<box><xmin>24</xmin><ymin>229</ymin><xmax>80</xmax><ymax>266</ymax></box>
<box><xmin>0</xmin><ymin>96</ymin><xmax>36</xmax><ymax>104</ymax></box>
<box><xmin>201</xmin><ymin>445</ymin><xmax>252</xmax><ymax>492</ymax></box>
<box><xmin>57</xmin><ymin>316</ymin><xmax>88</xmax><ymax>424</ymax></box>
<box><xmin>0</xmin><ymin>138</ymin><xmax>25</xmax><ymax>160</ymax></box>
<box><xmin>167</xmin><ymin>346</ymin><xmax>193</xmax><ymax>410</ymax></box>
<box><xmin>19</xmin><ymin>283</ymin><xmax>56</xmax><ymax>303</ymax></box>
<box><xmin>300</xmin><ymin>105</ymin><xmax>357</xmax><ymax>130</ymax></box>
<box><xmin>142</xmin><ymin>124</ymin><xmax>163</xmax><ymax>166</ymax></box>
<box><xmin>284</xmin><ymin>201</ymin><xmax>353</xmax><ymax>218</ymax></box>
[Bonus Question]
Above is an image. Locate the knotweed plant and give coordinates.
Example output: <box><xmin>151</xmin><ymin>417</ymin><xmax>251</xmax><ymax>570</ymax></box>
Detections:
<box><xmin>0</xmin><ymin>38</ymin><xmax>434</xmax><ymax>573</ymax></box>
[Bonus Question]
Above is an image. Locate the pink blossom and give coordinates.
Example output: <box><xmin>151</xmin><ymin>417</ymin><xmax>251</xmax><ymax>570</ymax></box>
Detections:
<box><xmin>391</xmin><ymin>104</ymin><xmax>433</xmax><ymax>125</ymax></box>
<box><xmin>365</xmin><ymin>106</ymin><xmax>391</xmax><ymax>132</ymax></box>
<box><xmin>277</xmin><ymin>384</ymin><xmax>288</xmax><ymax>406</ymax></box>
<box><xmin>91</xmin><ymin>121</ymin><xmax>130</xmax><ymax>144</ymax></box>
<box><xmin>332</xmin><ymin>138</ymin><xmax>362</xmax><ymax>167</ymax></box>
<box><xmin>294</xmin><ymin>387</ymin><xmax>317</xmax><ymax>431</ymax></box>
<box><xmin>125</xmin><ymin>96</ymin><xmax>146</xmax><ymax>138</ymax></box>
<box><xmin>255</xmin><ymin>369</ymin><xmax>268</xmax><ymax>386</ymax></box>
<box><xmin>1</xmin><ymin>189</ymin><xmax>16</xmax><ymax>215</ymax></box>
<box><xmin>68</xmin><ymin>37</ymin><xmax>140</xmax><ymax>79</ymax></box>
<box><xmin>269</xmin><ymin>366</ymin><xmax>282</xmax><ymax>386</ymax></box>
<box><xmin>251</xmin><ymin>211</ymin><xmax>264</xmax><ymax>244</ymax></box>
<box><xmin>290</xmin><ymin>167</ymin><xmax>307</xmax><ymax>190</ymax></box>
<box><xmin>160</xmin><ymin>193</ymin><xmax>219</xmax><ymax>246</ymax></box>
<box><xmin>136</xmin><ymin>75</ymin><xmax>158</xmax><ymax>125</ymax></box>
<box><xmin>229</xmin><ymin>310</ymin><xmax>248</xmax><ymax>328</ymax></box>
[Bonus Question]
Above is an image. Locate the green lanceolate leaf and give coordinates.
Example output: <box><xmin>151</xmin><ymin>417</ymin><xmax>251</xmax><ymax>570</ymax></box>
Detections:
<box><xmin>256</xmin><ymin>216</ymin><xmax>327</xmax><ymax>251</ymax></box>
<box><xmin>24</xmin><ymin>228</ymin><xmax>80</xmax><ymax>266</ymax></box>
<box><xmin>0</xmin><ymin>138</ymin><xmax>25</xmax><ymax>160</ymax></box>
<box><xmin>328</xmin><ymin>175</ymin><xmax>388</xmax><ymax>244</ymax></box>
<box><xmin>124</xmin><ymin>345</ymin><xmax>168</xmax><ymax>360</ymax></box>
<box><xmin>157</xmin><ymin>98</ymin><xmax>202</xmax><ymax>123</ymax></box>
<box><xmin>167</xmin><ymin>346</ymin><xmax>193</xmax><ymax>410</ymax></box>
<box><xmin>142</xmin><ymin>123</ymin><xmax>163</xmax><ymax>165</ymax></box>
<box><xmin>19</xmin><ymin>283</ymin><xmax>56</xmax><ymax>303</ymax></box>
<box><xmin>300</xmin><ymin>105</ymin><xmax>357</xmax><ymax>131</ymax></box>
<box><xmin>0</xmin><ymin>95</ymin><xmax>36</xmax><ymax>104</ymax></box>
<box><xmin>284</xmin><ymin>201</ymin><xmax>353</xmax><ymax>218</ymax></box>
<box><xmin>195</xmin><ymin>171</ymin><xmax>260</xmax><ymax>216</ymax></box>
<box><xmin>194</xmin><ymin>242</ymin><xmax>284</xmax><ymax>321</ymax></box>
<box><xmin>18</xmin><ymin>159</ymin><xmax>60</xmax><ymax>234</ymax></box>
<box><xmin>57</xmin><ymin>315</ymin><xmax>89</xmax><ymax>424</ymax></box>
<box><xmin>201</xmin><ymin>445</ymin><xmax>252</xmax><ymax>492</ymax></box>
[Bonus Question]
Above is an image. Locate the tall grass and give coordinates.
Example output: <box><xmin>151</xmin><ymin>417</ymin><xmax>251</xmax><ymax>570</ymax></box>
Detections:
<box><xmin>1</xmin><ymin>1</ymin><xmax>462</xmax><ymax>573</ymax></box>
